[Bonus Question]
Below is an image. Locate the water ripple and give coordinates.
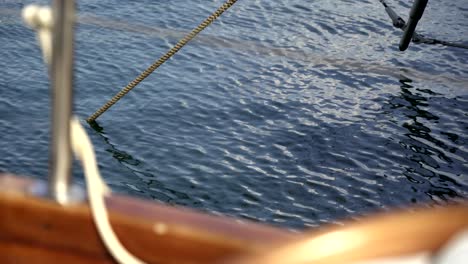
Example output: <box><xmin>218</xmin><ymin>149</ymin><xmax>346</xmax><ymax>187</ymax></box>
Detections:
<box><xmin>0</xmin><ymin>0</ymin><xmax>467</xmax><ymax>229</ymax></box>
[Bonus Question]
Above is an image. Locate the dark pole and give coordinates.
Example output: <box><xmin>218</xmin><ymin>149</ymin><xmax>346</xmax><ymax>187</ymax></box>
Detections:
<box><xmin>379</xmin><ymin>0</ymin><xmax>405</xmax><ymax>29</ymax></box>
<box><xmin>399</xmin><ymin>0</ymin><xmax>429</xmax><ymax>51</ymax></box>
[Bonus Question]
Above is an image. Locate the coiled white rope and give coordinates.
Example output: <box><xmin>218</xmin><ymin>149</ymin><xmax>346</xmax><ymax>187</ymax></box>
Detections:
<box><xmin>70</xmin><ymin>117</ymin><xmax>146</xmax><ymax>264</ymax></box>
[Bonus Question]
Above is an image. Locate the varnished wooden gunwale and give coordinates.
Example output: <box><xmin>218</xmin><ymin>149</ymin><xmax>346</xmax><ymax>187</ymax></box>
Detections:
<box><xmin>0</xmin><ymin>240</ymin><xmax>112</xmax><ymax>264</ymax></box>
<box><xmin>0</xmin><ymin>173</ymin><xmax>296</xmax><ymax>263</ymax></box>
<box><xmin>2</xmin><ymin>173</ymin><xmax>468</xmax><ymax>264</ymax></box>
<box><xmin>232</xmin><ymin>202</ymin><xmax>468</xmax><ymax>264</ymax></box>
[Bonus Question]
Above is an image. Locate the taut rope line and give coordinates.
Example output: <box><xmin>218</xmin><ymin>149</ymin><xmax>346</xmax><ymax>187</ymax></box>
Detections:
<box><xmin>87</xmin><ymin>0</ymin><xmax>238</xmax><ymax>123</ymax></box>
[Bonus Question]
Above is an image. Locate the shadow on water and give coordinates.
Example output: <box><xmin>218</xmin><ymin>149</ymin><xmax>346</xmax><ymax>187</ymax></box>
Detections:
<box><xmin>89</xmin><ymin>120</ymin><xmax>140</xmax><ymax>167</ymax></box>
<box><xmin>390</xmin><ymin>77</ymin><xmax>463</xmax><ymax>202</ymax></box>
<box><xmin>88</xmin><ymin>120</ymin><xmax>192</xmax><ymax>205</ymax></box>
<box><xmin>1</xmin><ymin>8</ymin><xmax>468</xmax><ymax>87</ymax></box>
<box><xmin>77</xmin><ymin>14</ymin><xmax>468</xmax><ymax>86</ymax></box>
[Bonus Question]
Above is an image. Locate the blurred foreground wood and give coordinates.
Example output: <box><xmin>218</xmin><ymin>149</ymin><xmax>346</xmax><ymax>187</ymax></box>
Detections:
<box><xmin>0</xmin><ymin>174</ymin><xmax>296</xmax><ymax>263</ymax></box>
<box><xmin>231</xmin><ymin>201</ymin><xmax>468</xmax><ymax>264</ymax></box>
<box><xmin>1</xmin><ymin>173</ymin><xmax>468</xmax><ymax>264</ymax></box>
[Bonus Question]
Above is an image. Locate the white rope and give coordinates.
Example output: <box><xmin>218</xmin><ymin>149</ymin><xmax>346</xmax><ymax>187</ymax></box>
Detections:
<box><xmin>22</xmin><ymin>5</ymin><xmax>53</xmax><ymax>64</ymax></box>
<box><xmin>70</xmin><ymin>117</ymin><xmax>146</xmax><ymax>264</ymax></box>
<box><xmin>22</xmin><ymin>4</ymin><xmax>146</xmax><ymax>263</ymax></box>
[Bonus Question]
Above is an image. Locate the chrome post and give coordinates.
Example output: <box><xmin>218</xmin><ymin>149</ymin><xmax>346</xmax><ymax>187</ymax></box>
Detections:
<box><xmin>49</xmin><ymin>0</ymin><xmax>75</xmax><ymax>204</ymax></box>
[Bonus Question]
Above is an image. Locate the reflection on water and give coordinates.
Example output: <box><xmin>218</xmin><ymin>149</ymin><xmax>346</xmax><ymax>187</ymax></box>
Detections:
<box><xmin>391</xmin><ymin>78</ymin><xmax>463</xmax><ymax>202</ymax></box>
<box><xmin>90</xmin><ymin>121</ymin><xmax>192</xmax><ymax>204</ymax></box>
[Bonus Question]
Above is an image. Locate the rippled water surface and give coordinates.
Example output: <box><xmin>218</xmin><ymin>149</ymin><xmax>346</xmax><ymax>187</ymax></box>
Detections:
<box><xmin>1</xmin><ymin>0</ymin><xmax>467</xmax><ymax>228</ymax></box>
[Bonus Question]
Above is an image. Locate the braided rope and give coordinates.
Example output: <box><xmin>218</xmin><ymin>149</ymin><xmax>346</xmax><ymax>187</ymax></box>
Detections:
<box><xmin>87</xmin><ymin>0</ymin><xmax>238</xmax><ymax>122</ymax></box>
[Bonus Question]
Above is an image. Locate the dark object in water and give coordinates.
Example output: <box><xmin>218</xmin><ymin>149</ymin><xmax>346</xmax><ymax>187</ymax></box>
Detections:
<box><xmin>399</xmin><ymin>0</ymin><xmax>428</xmax><ymax>51</ymax></box>
<box><xmin>380</xmin><ymin>0</ymin><xmax>468</xmax><ymax>51</ymax></box>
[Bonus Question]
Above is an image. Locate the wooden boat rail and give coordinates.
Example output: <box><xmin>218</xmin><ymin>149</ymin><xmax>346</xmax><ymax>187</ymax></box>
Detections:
<box><xmin>1</xmin><ymin>173</ymin><xmax>468</xmax><ymax>264</ymax></box>
<box><xmin>0</xmin><ymin>173</ymin><xmax>297</xmax><ymax>263</ymax></box>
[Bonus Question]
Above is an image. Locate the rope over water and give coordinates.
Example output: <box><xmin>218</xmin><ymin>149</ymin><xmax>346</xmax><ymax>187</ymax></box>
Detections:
<box><xmin>87</xmin><ymin>0</ymin><xmax>238</xmax><ymax>123</ymax></box>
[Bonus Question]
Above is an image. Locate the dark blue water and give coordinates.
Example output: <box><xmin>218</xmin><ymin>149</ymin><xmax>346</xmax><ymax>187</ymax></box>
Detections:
<box><xmin>1</xmin><ymin>0</ymin><xmax>467</xmax><ymax>229</ymax></box>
